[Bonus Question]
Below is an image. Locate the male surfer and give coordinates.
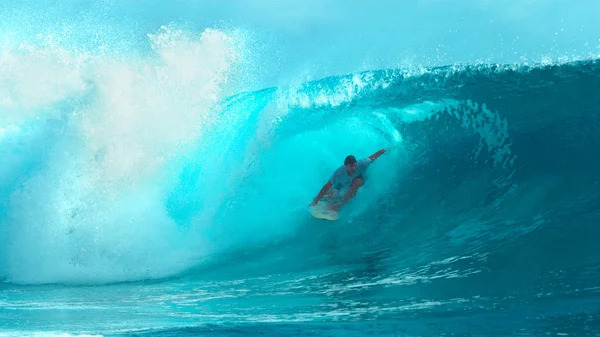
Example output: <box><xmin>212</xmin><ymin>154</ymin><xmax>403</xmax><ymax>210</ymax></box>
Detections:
<box><xmin>310</xmin><ymin>148</ymin><xmax>388</xmax><ymax>211</ymax></box>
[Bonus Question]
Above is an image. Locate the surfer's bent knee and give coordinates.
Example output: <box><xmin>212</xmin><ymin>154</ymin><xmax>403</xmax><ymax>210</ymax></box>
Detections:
<box><xmin>352</xmin><ymin>177</ymin><xmax>364</xmax><ymax>188</ymax></box>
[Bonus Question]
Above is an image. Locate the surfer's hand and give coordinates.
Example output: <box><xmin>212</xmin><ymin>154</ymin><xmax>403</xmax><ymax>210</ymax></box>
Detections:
<box><xmin>310</xmin><ymin>201</ymin><xmax>317</xmax><ymax>207</ymax></box>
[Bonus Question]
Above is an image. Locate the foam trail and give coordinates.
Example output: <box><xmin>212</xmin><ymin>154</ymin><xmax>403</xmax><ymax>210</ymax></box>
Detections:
<box><xmin>387</xmin><ymin>99</ymin><xmax>515</xmax><ymax>169</ymax></box>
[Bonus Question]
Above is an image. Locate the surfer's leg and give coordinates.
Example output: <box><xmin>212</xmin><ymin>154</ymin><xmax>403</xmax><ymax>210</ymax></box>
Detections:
<box><xmin>326</xmin><ymin>188</ymin><xmax>338</xmax><ymax>202</ymax></box>
<box><xmin>348</xmin><ymin>176</ymin><xmax>364</xmax><ymax>198</ymax></box>
<box><xmin>333</xmin><ymin>177</ymin><xmax>363</xmax><ymax>210</ymax></box>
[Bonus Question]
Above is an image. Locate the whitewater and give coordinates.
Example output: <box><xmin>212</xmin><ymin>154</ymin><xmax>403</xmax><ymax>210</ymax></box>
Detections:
<box><xmin>1</xmin><ymin>1</ymin><xmax>600</xmax><ymax>336</ymax></box>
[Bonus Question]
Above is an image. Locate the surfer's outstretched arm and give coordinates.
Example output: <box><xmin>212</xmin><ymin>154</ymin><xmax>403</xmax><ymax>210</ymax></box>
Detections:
<box><xmin>311</xmin><ymin>181</ymin><xmax>332</xmax><ymax>206</ymax></box>
<box><xmin>369</xmin><ymin>148</ymin><xmax>388</xmax><ymax>162</ymax></box>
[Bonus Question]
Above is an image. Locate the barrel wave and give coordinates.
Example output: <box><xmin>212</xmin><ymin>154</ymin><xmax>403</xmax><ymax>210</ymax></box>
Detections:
<box><xmin>2</xmin><ymin>8</ymin><xmax>600</xmax><ymax>337</ymax></box>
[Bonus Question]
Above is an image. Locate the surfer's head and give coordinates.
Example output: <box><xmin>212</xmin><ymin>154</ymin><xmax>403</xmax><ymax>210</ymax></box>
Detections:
<box><xmin>344</xmin><ymin>155</ymin><xmax>357</xmax><ymax>175</ymax></box>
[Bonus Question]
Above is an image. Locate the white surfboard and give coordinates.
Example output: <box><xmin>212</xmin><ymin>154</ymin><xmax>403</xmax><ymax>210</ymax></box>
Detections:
<box><xmin>310</xmin><ymin>202</ymin><xmax>339</xmax><ymax>221</ymax></box>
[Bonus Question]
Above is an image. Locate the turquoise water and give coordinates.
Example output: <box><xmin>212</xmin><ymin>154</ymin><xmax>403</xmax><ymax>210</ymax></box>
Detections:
<box><xmin>2</xmin><ymin>1</ymin><xmax>600</xmax><ymax>336</ymax></box>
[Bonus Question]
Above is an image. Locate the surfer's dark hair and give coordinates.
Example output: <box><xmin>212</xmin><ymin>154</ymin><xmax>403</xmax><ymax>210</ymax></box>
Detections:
<box><xmin>344</xmin><ymin>155</ymin><xmax>357</xmax><ymax>166</ymax></box>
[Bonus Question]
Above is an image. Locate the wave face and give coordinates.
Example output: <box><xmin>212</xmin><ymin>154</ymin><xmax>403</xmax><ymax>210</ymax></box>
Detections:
<box><xmin>2</xmin><ymin>1</ymin><xmax>600</xmax><ymax>336</ymax></box>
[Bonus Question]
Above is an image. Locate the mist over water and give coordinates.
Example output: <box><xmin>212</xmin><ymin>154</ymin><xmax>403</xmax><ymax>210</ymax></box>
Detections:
<box><xmin>1</xmin><ymin>0</ymin><xmax>599</xmax><ymax>86</ymax></box>
<box><xmin>1</xmin><ymin>1</ymin><xmax>600</xmax><ymax>336</ymax></box>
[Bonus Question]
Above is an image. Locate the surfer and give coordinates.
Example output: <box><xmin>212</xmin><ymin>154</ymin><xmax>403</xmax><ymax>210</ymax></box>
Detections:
<box><xmin>310</xmin><ymin>148</ymin><xmax>388</xmax><ymax>211</ymax></box>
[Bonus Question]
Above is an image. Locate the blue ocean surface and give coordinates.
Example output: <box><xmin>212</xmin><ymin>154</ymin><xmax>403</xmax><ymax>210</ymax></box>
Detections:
<box><xmin>1</xmin><ymin>1</ymin><xmax>600</xmax><ymax>336</ymax></box>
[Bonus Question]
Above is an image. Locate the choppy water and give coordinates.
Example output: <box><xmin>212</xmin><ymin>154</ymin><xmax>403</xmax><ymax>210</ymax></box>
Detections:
<box><xmin>1</xmin><ymin>1</ymin><xmax>600</xmax><ymax>336</ymax></box>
